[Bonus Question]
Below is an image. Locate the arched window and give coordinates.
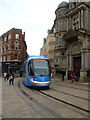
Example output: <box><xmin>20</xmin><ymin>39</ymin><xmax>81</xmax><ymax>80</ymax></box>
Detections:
<box><xmin>15</xmin><ymin>54</ymin><xmax>18</xmax><ymax>60</ymax></box>
<box><xmin>15</xmin><ymin>42</ymin><xmax>18</xmax><ymax>50</ymax></box>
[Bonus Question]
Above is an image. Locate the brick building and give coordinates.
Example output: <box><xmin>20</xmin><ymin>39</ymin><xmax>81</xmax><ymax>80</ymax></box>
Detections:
<box><xmin>0</xmin><ymin>28</ymin><xmax>28</xmax><ymax>75</ymax></box>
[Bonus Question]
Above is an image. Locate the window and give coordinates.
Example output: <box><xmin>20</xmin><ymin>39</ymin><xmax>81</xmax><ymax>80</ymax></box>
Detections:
<box><xmin>1</xmin><ymin>47</ymin><xmax>2</xmax><ymax>53</ymax></box>
<box><xmin>8</xmin><ymin>34</ymin><xmax>11</xmax><ymax>40</ymax></box>
<box><xmin>15</xmin><ymin>34</ymin><xmax>19</xmax><ymax>39</ymax></box>
<box><xmin>4</xmin><ymin>37</ymin><xmax>6</xmax><ymax>41</ymax></box>
<box><xmin>8</xmin><ymin>54</ymin><xmax>10</xmax><ymax>61</ymax></box>
<box><xmin>73</xmin><ymin>17</ymin><xmax>79</xmax><ymax>30</ymax></box>
<box><xmin>14</xmin><ymin>54</ymin><xmax>18</xmax><ymax>60</ymax></box>
<box><xmin>73</xmin><ymin>24</ymin><xmax>76</xmax><ymax>30</ymax></box>
<box><xmin>8</xmin><ymin>43</ymin><xmax>11</xmax><ymax>50</ymax></box>
<box><xmin>28</xmin><ymin>59</ymin><xmax>50</xmax><ymax>76</ymax></box>
<box><xmin>73</xmin><ymin>2</ymin><xmax>76</xmax><ymax>8</ymax></box>
<box><xmin>28</xmin><ymin>60</ymin><xmax>34</xmax><ymax>76</ymax></box>
<box><xmin>1</xmin><ymin>56</ymin><xmax>2</xmax><ymax>62</ymax></box>
<box><xmin>15</xmin><ymin>42</ymin><xmax>18</xmax><ymax>50</ymax></box>
<box><xmin>4</xmin><ymin>46</ymin><xmax>6</xmax><ymax>51</ymax></box>
<box><xmin>3</xmin><ymin>56</ymin><xmax>6</xmax><ymax>61</ymax></box>
<box><xmin>61</xmin><ymin>21</ymin><xmax>65</xmax><ymax>31</ymax></box>
<box><xmin>56</xmin><ymin>59</ymin><xmax>59</xmax><ymax>63</ymax></box>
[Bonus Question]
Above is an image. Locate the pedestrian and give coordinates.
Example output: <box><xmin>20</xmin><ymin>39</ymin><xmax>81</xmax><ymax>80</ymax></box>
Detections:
<box><xmin>9</xmin><ymin>73</ymin><xmax>14</xmax><ymax>85</ymax></box>
<box><xmin>4</xmin><ymin>72</ymin><xmax>7</xmax><ymax>81</ymax></box>
<box><xmin>6</xmin><ymin>72</ymin><xmax>9</xmax><ymax>80</ymax></box>
<box><xmin>71</xmin><ymin>72</ymin><xmax>76</xmax><ymax>83</ymax></box>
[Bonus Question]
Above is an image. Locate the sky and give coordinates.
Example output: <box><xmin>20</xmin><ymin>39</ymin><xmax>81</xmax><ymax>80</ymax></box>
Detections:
<box><xmin>0</xmin><ymin>0</ymin><xmax>68</xmax><ymax>55</ymax></box>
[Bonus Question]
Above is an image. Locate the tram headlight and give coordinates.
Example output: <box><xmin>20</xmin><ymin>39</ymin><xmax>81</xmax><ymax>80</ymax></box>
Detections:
<box><xmin>31</xmin><ymin>77</ymin><xmax>36</xmax><ymax>81</ymax></box>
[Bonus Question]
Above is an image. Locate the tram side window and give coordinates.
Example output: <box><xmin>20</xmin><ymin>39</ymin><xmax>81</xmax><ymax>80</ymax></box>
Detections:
<box><xmin>28</xmin><ymin>60</ymin><xmax>34</xmax><ymax>76</ymax></box>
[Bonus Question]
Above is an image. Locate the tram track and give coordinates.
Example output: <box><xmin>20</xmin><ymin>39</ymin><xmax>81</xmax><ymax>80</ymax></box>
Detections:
<box><xmin>17</xmin><ymin>80</ymin><xmax>90</xmax><ymax>115</ymax></box>
<box><xmin>17</xmin><ymin>80</ymin><xmax>63</xmax><ymax>118</ymax></box>
<box><xmin>50</xmin><ymin>88</ymin><xmax>90</xmax><ymax>101</ymax></box>
<box><xmin>36</xmin><ymin>89</ymin><xmax>90</xmax><ymax>113</ymax></box>
<box><xmin>52</xmin><ymin>81</ymin><xmax>89</xmax><ymax>92</ymax></box>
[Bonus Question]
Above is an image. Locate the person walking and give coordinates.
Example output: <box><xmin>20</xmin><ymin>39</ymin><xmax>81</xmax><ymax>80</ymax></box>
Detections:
<box><xmin>6</xmin><ymin>72</ymin><xmax>9</xmax><ymax>80</ymax></box>
<box><xmin>4</xmin><ymin>72</ymin><xmax>7</xmax><ymax>81</ymax></box>
<box><xmin>9</xmin><ymin>73</ymin><xmax>14</xmax><ymax>85</ymax></box>
<box><xmin>71</xmin><ymin>72</ymin><xmax>76</xmax><ymax>83</ymax></box>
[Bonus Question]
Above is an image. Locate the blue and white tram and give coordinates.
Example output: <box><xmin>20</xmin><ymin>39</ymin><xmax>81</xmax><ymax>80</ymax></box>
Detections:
<box><xmin>22</xmin><ymin>56</ymin><xmax>51</xmax><ymax>88</ymax></box>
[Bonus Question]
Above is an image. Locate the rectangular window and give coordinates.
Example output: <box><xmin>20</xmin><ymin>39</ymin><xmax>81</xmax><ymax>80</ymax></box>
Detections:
<box><xmin>15</xmin><ymin>42</ymin><xmax>18</xmax><ymax>50</ymax></box>
<box><xmin>8</xmin><ymin>34</ymin><xmax>11</xmax><ymax>40</ymax></box>
<box><xmin>4</xmin><ymin>46</ymin><xmax>6</xmax><ymax>51</ymax></box>
<box><xmin>3</xmin><ymin>56</ymin><xmax>5</xmax><ymax>61</ymax></box>
<box><xmin>4</xmin><ymin>37</ymin><xmax>6</xmax><ymax>41</ymax></box>
<box><xmin>8</xmin><ymin>54</ymin><xmax>10</xmax><ymax>61</ymax></box>
<box><xmin>15</xmin><ymin>54</ymin><xmax>18</xmax><ymax>60</ymax></box>
<box><xmin>15</xmin><ymin>34</ymin><xmax>19</xmax><ymax>39</ymax></box>
<box><xmin>73</xmin><ymin>24</ymin><xmax>76</xmax><ymax>30</ymax></box>
<box><xmin>61</xmin><ymin>21</ymin><xmax>65</xmax><ymax>31</ymax></box>
<box><xmin>8</xmin><ymin>44</ymin><xmax>11</xmax><ymax>50</ymax></box>
<box><xmin>1</xmin><ymin>47</ymin><xmax>2</xmax><ymax>53</ymax></box>
<box><xmin>73</xmin><ymin>16</ymin><xmax>79</xmax><ymax>30</ymax></box>
<box><xmin>1</xmin><ymin>56</ymin><xmax>2</xmax><ymax>62</ymax></box>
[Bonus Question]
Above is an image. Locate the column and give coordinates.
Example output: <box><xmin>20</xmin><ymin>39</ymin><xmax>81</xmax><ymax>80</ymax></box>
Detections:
<box><xmin>67</xmin><ymin>18</ymin><xmax>69</xmax><ymax>31</ymax></box>
<box><xmin>81</xmin><ymin>52</ymin><xmax>84</xmax><ymax>69</ymax></box>
<box><xmin>80</xmin><ymin>50</ymin><xmax>87</xmax><ymax>82</ymax></box>
<box><xmin>70</xmin><ymin>17</ymin><xmax>72</xmax><ymax>29</ymax></box>
<box><xmin>81</xmin><ymin>9</ymin><xmax>84</xmax><ymax>29</ymax></box>
<box><xmin>78</xmin><ymin>10</ymin><xmax>81</xmax><ymax>29</ymax></box>
<box><xmin>67</xmin><ymin>55</ymin><xmax>69</xmax><ymax>68</ymax></box>
<box><xmin>69</xmin><ymin>55</ymin><xmax>72</xmax><ymax>70</ymax></box>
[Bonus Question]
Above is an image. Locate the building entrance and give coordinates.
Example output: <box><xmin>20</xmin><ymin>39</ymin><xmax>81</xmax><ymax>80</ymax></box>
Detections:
<box><xmin>73</xmin><ymin>56</ymin><xmax>81</xmax><ymax>77</ymax></box>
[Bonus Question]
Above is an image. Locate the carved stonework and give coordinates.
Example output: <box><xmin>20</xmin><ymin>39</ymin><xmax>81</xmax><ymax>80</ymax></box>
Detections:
<box><xmin>70</xmin><ymin>42</ymin><xmax>82</xmax><ymax>54</ymax></box>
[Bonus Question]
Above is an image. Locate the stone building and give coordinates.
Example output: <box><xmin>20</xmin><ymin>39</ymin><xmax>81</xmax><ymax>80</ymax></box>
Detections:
<box><xmin>0</xmin><ymin>28</ymin><xmax>28</xmax><ymax>75</ymax></box>
<box><xmin>40</xmin><ymin>26</ymin><xmax>55</xmax><ymax>69</ymax></box>
<box><xmin>40</xmin><ymin>38</ymin><xmax>47</xmax><ymax>57</ymax></box>
<box><xmin>46</xmin><ymin>27</ymin><xmax>55</xmax><ymax>69</ymax></box>
<box><xmin>54</xmin><ymin>1</ymin><xmax>68</xmax><ymax>79</ymax></box>
<box><xmin>54</xmin><ymin>1</ymin><xmax>90</xmax><ymax>82</ymax></box>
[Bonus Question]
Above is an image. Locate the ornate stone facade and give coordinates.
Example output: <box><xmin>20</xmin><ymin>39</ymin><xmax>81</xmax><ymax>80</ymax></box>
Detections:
<box><xmin>54</xmin><ymin>1</ymin><xmax>90</xmax><ymax>82</ymax></box>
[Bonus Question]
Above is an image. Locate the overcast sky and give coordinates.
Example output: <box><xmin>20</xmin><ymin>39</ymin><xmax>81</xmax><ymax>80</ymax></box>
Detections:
<box><xmin>0</xmin><ymin>0</ymin><xmax>68</xmax><ymax>55</ymax></box>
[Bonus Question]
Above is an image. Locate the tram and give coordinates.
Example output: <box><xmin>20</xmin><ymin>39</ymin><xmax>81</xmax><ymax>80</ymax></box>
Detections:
<box><xmin>22</xmin><ymin>56</ymin><xmax>51</xmax><ymax>88</ymax></box>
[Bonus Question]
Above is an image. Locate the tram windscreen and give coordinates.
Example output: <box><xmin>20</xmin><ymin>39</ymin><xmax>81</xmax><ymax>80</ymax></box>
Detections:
<box><xmin>33</xmin><ymin>59</ymin><xmax>50</xmax><ymax>76</ymax></box>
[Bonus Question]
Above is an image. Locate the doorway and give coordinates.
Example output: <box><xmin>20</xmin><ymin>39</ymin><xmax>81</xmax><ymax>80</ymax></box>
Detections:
<box><xmin>73</xmin><ymin>56</ymin><xmax>81</xmax><ymax>77</ymax></box>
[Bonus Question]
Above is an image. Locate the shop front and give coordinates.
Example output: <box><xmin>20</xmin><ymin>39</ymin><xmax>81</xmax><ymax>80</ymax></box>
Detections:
<box><xmin>2</xmin><ymin>61</ymin><xmax>21</xmax><ymax>76</ymax></box>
